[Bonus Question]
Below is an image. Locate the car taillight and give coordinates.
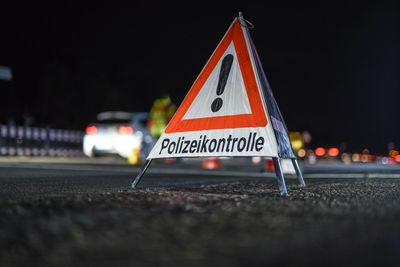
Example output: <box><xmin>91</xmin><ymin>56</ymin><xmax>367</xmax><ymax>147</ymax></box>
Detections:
<box><xmin>86</xmin><ymin>125</ymin><xmax>98</xmax><ymax>134</ymax></box>
<box><xmin>315</xmin><ymin>147</ymin><xmax>326</xmax><ymax>157</ymax></box>
<box><xmin>328</xmin><ymin>147</ymin><xmax>340</xmax><ymax>157</ymax></box>
<box><xmin>118</xmin><ymin>126</ymin><xmax>134</xmax><ymax>134</ymax></box>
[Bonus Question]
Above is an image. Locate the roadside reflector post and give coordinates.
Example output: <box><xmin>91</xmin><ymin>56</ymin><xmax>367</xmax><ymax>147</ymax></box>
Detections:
<box><xmin>291</xmin><ymin>158</ymin><xmax>306</xmax><ymax>187</ymax></box>
<box><xmin>132</xmin><ymin>159</ymin><xmax>152</xmax><ymax>188</ymax></box>
<box><xmin>272</xmin><ymin>157</ymin><xmax>288</xmax><ymax>195</ymax></box>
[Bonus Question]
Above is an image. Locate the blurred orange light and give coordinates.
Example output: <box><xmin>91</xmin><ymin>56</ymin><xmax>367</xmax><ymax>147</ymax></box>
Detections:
<box><xmin>328</xmin><ymin>147</ymin><xmax>340</xmax><ymax>157</ymax></box>
<box><xmin>118</xmin><ymin>126</ymin><xmax>134</xmax><ymax>135</ymax></box>
<box><xmin>389</xmin><ymin>150</ymin><xmax>399</xmax><ymax>158</ymax></box>
<box><xmin>395</xmin><ymin>155</ymin><xmax>400</xmax><ymax>163</ymax></box>
<box><xmin>362</xmin><ymin>148</ymin><xmax>370</xmax><ymax>155</ymax></box>
<box><xmin>352</xmin><ymin>153</ymin><xmax>360</xmax><ymax>162</ymax></box>
<box><xmin>315</xmin><ymin>147</ymin><xmax>326</xmax><ymax>157</ymax></box>
<box><xmin>298</xmin><ymin>149</ymin><xmax>306</xmax><ymax>158</ymax></box>
<box><xmin>86</xmin><ymin>125</ymin><xmax>97</xmax><ymax>135</ymax></box>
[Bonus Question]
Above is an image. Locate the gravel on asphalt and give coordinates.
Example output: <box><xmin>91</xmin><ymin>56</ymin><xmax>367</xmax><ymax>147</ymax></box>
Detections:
<box><xmin>1</xmin><ymin>178</ymin><xmax>400</xmax><ymax>267</ymax></box>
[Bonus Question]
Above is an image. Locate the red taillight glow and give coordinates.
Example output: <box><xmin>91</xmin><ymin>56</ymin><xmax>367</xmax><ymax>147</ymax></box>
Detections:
<box><xmin>315</xmin><ymin>147</ymin><xmax>326</xmax><ymax>157</ymax></box>
<box><xmin>328</xmin><ymin>147</ymin><xmax>340</xmax><ymax>157</ymax></box>
<box><xmin>118</xmin><ymin>126</ymin><xmax>134</xmax><ymax>135</ymax></box>
<box><xmin>86</xmin><ymin>125</ymin><xmax>97</xmax><ymax>134</ymax></box>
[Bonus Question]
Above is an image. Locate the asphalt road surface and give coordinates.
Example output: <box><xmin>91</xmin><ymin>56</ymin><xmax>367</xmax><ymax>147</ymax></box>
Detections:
<box><xmin>1</xmin><ymin>157</ymin><xmax>399</xmax><ymax>198</ymax></box>
<box><xmin>0</xmin><ymin>157</ymin><xmax>275</xmax><ymax>198</ymax></box>
<box><xmin>1</xmin><ymin>157</ymin><xmax>400</xmax><ymax>267</ymax></box>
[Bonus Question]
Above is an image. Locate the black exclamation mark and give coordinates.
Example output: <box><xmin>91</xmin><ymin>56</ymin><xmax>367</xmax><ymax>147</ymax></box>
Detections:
<box><xmin>211</xmin><ymin>54</ymin><xmax>234</xmax><ymax>112</ymax></box>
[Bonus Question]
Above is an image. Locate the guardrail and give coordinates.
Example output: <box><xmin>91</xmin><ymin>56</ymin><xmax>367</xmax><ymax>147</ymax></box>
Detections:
<box><xmin>0</xmin><ymin>125</ymin><xmax>84</xmax><ymax>157</ymax></box>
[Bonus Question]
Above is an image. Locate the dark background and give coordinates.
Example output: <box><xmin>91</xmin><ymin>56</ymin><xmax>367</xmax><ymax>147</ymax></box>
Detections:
<box><xmin>0</xmin><ymin>1</ymin><xmax>399</xmax><ymax>154</ymax></box>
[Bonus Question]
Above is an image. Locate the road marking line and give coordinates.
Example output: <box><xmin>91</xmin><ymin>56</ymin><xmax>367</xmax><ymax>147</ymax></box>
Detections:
<box><xmin>305</xmin><ymin>173</ymin><xmax>400</xmax><ymax>179</ymax></box>
<box><xmin>1</xmin><ymin>163</ymin><xmax>400</xmax><ymax>179</ymax></box>
<box><xmin>305</xmin><ymin>173</ymin><xmax>366</xmax><ymax>179</ymax></box>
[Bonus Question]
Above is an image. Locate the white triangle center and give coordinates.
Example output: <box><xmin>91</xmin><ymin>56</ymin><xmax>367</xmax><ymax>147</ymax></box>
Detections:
<box><xmin>182</xmin><ymin>42</ymin><xmax>252</xmax><ymax>120</ymax></box>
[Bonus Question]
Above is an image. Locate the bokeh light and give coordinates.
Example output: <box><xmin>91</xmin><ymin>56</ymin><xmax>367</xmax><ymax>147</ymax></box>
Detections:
<box><xmin>328</xmin><ymin>147</ymin><xmax>339</xmax><ymax>157</ymax></box>
<box><xmin>341</xmin><ymin>153</ymin><xmax>351</xmax><ymax>164</ymax></box>
<box><xmin>389</xmin><ymin>150</ymin><xmax>399</xmax><ymax>158</ymax></box>
<box><xmin>352</xmin><ymin>153</ymin><xmax>360</xmax><ymax>162</ymax></box>
<box><xmin>315</xmin><ymin>147</ymin><xmax>326</xmax><ymax>157</ymax></box>
<box><xmin>298</xmin><ymin>149</ymin><xmax>306</xmax><ymax>158</ymax></box>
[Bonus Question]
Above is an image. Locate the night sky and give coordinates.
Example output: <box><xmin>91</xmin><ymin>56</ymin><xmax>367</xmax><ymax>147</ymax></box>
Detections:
<box><xmin>0</xmin><ymin>1</ymin><xmax>399</xmax><ymax>154</ymax></box>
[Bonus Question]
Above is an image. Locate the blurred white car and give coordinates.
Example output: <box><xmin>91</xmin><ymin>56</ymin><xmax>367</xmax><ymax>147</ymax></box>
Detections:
<box><xmin>83</xmin><ymin>111</ymin><xmax>155</xmax><ymax>159</ymax></box>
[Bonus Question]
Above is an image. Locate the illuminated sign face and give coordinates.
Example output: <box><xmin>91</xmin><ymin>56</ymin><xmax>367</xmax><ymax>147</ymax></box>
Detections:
<box><xmin>147</xmin><ymin>19</ymin><xmax>280</xmax><ymax>159</ymax></box>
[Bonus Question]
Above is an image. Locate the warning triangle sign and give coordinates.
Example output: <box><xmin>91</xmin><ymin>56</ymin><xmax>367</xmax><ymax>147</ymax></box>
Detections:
<box><xmin>132</xmin><ymin>13</ymin><xmax>305</xmax><ymax>195</ymax></box>
<box><xmin>147</xmin><ymin>15</ymin><xmax>295</xmax><ymax>160</ymax></box>
<box><xmin>165</xmin><ymin>20</ymin><xmax>267</xmax><ymax>133</ymax></box>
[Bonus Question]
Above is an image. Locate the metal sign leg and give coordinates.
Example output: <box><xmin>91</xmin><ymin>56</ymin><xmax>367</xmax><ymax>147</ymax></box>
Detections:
<box><xmin>291</xmin><ymin>158</ymin><xmax>306</xmax><ymax>187</ymax></box>
<box><xmin>272</xmin><ymin>157</ymin><xmax>288</xmax><ymax>195</ymax></box>
<box><xmin>131</xmin><ymin>159</ymin><xmax>152</xmax><ymax>189</ymax></box>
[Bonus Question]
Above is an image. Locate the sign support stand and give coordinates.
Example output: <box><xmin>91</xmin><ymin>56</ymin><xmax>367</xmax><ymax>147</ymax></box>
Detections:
<box><xmin>292</xmin><ymin>159</ymin><xmax>306</xmax><ymax>187</ymax></box>
<box><xmin>272</xmin><ymin>157</ymin><xmax>288</xmax><ymax>195</ymax></box>
<box><xmin>130</xmin><ymin>13</ymin><xmax>307</xmax><ymax>195</ymax></box>
<box><xmin>131</xmin><ymin>159</ymin><xmax>152</xmax><ymax>188</ymax></box>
